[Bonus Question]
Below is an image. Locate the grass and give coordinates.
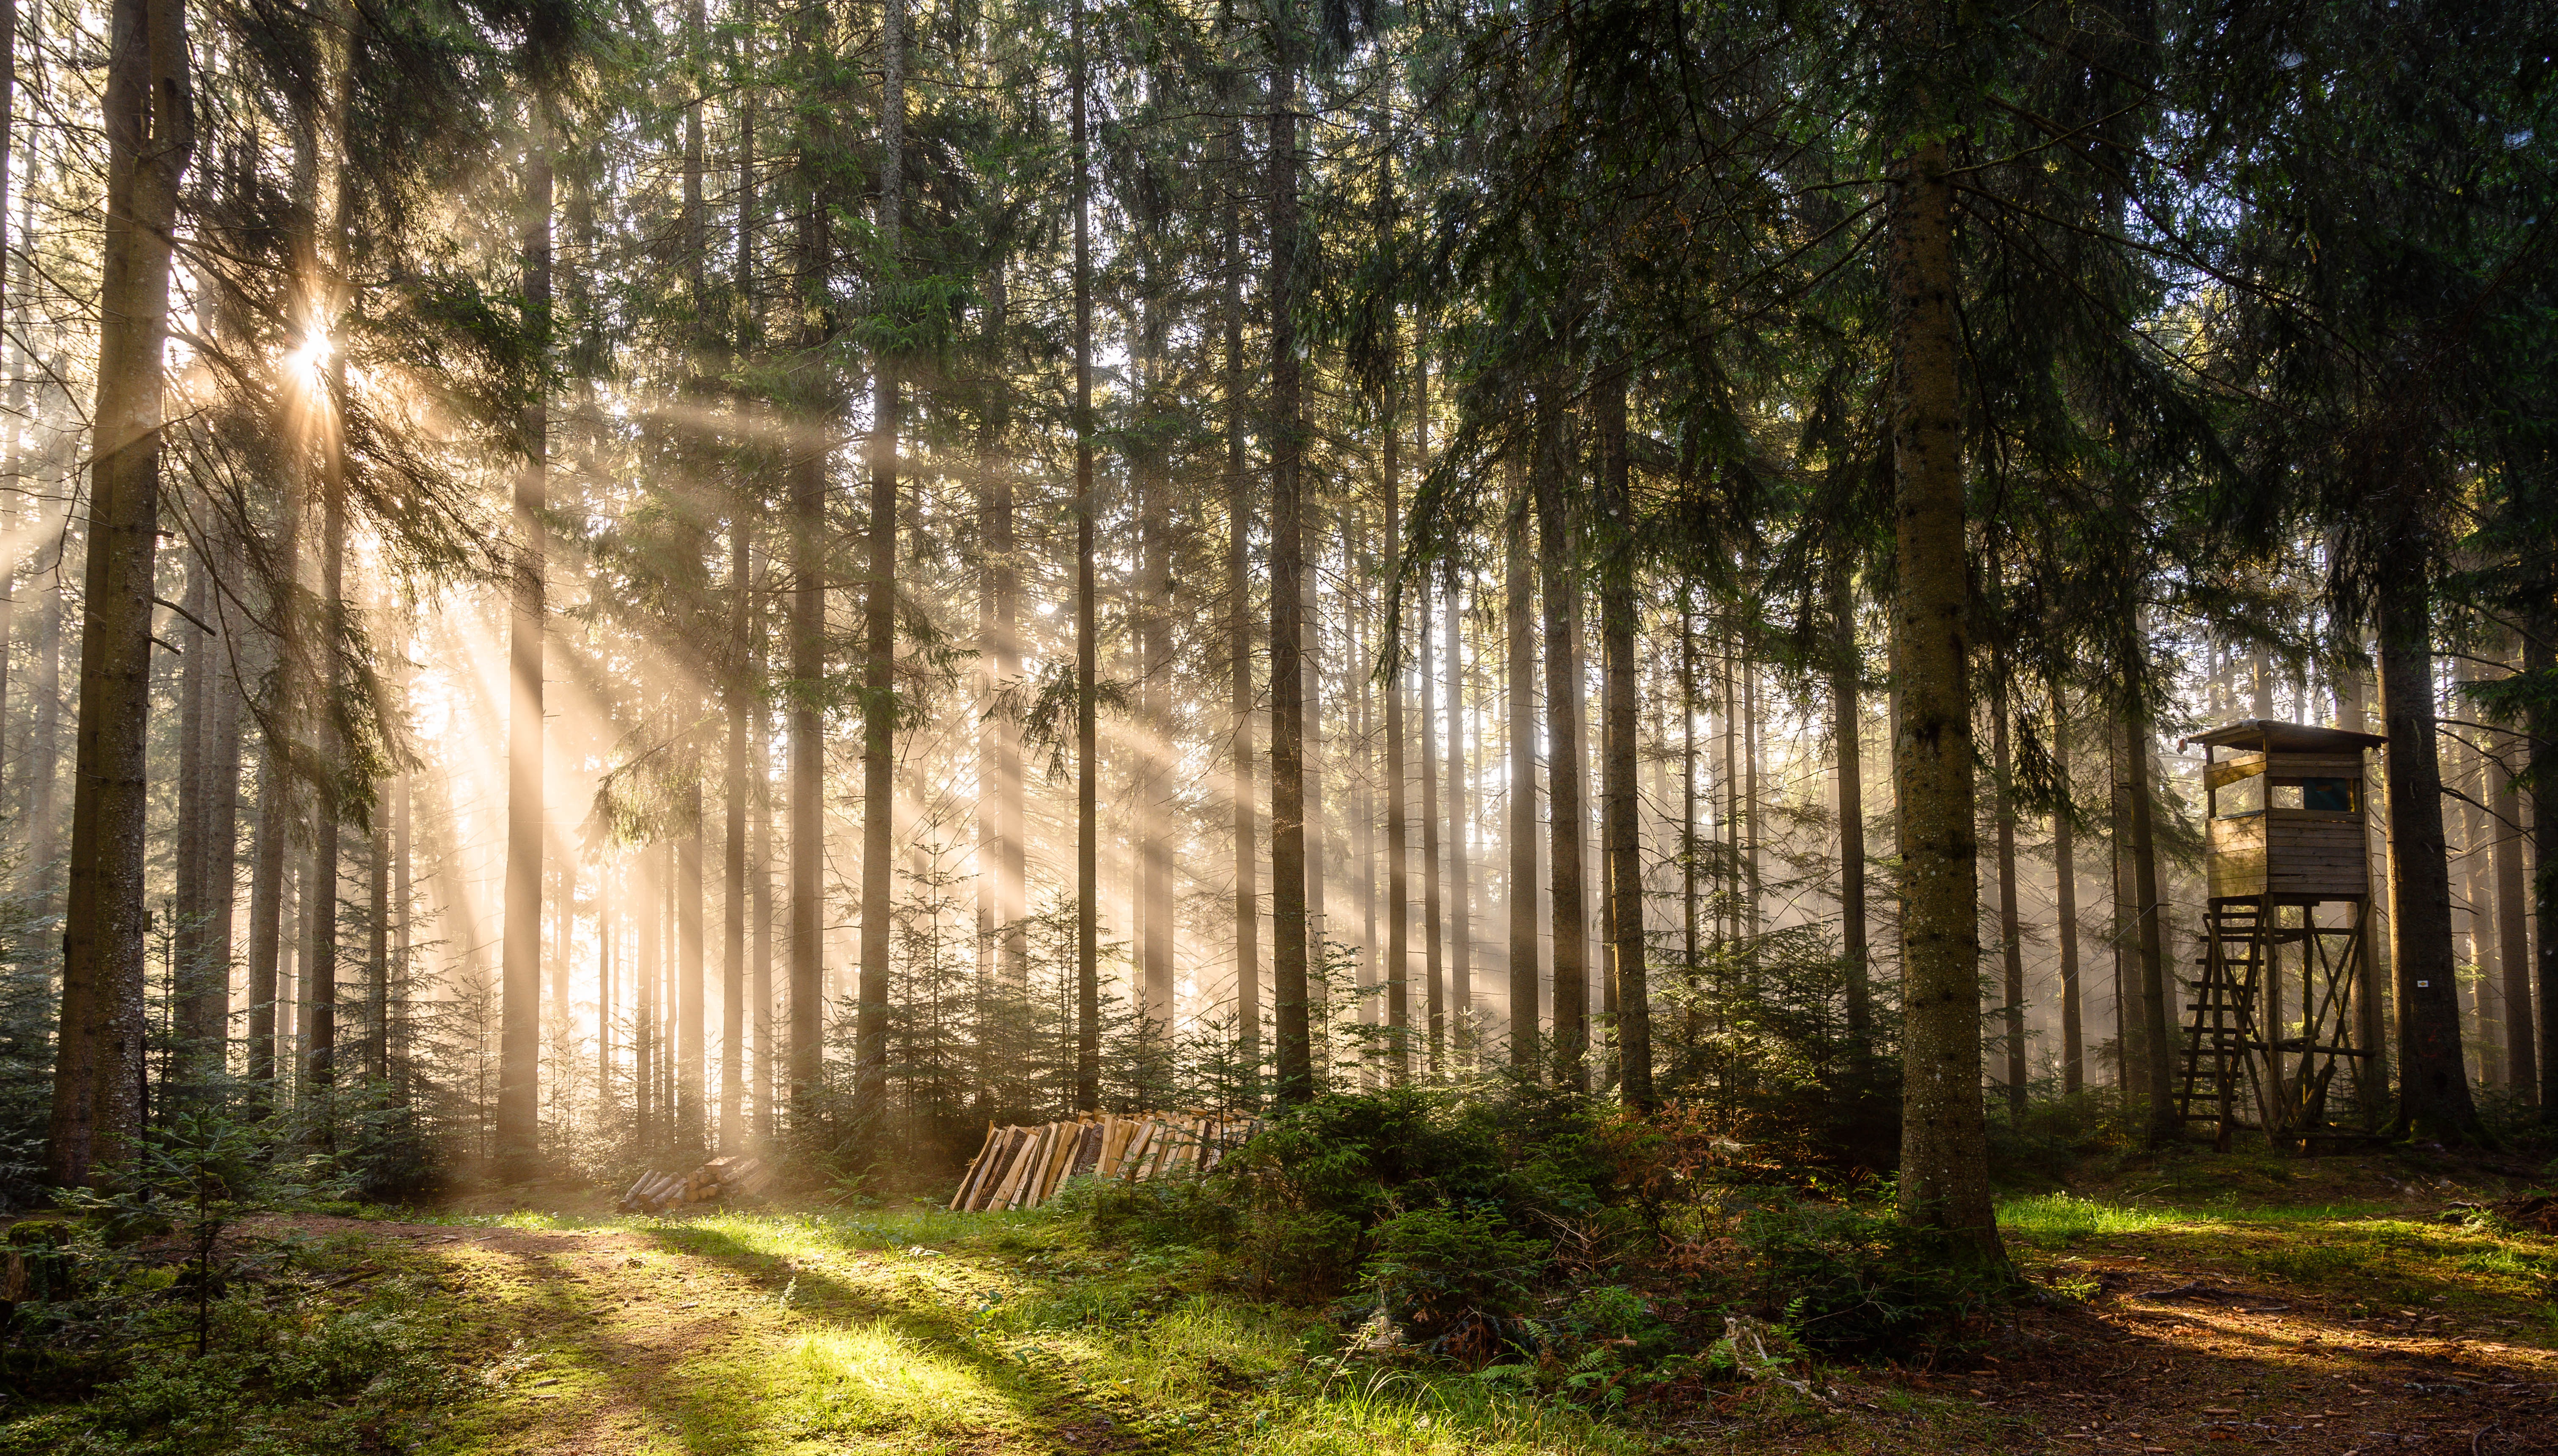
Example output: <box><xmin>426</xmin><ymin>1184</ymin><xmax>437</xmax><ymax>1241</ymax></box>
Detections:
<box><xmin>1997</xmin><ymin>1190</ymin><xmax>2398</xmax><ymax>1248</ymax></box>
<box><xmin>10</xmin><ymin>1149</ymin><xmax>2550</xmax><ymax>1455</ymax></box>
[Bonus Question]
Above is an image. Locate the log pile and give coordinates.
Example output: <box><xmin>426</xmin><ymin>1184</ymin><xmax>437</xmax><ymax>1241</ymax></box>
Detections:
<box><xmin>947</xmin><ymin>1112</ymin><xmax>1258</xmax><ymax>1213</ymax></box>
<box><xmin>618</xmin><ymin>1155</ymin><xmax>774</xmax><ymax>1214</ymax></box>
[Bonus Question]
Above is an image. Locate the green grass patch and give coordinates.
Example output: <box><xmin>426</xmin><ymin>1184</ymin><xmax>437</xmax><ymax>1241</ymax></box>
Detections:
<box><xmin>1998</xmin><ymin>1192</ymin><xmax>2191</xmax><ymax>1247</ymax></box>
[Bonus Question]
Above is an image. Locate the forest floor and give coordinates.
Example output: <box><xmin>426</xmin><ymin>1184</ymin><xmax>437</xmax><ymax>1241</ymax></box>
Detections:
<box><xmin>345</xmin><ymin>1146</ymin><xmax>2558</xmax><ymax>1456</ymax></box>
<box><xmin>7</xmin><ymin>1146</ymin><xmax>2553</xmax><ymax>1455</ymax></box>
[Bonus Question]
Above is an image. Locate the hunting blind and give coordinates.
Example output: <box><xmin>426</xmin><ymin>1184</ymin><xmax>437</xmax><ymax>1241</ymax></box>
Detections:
<box><xmin>2178</xmin><ymin>719</ymin><xmax>2389</xmax><ymax>1151</ymax></box>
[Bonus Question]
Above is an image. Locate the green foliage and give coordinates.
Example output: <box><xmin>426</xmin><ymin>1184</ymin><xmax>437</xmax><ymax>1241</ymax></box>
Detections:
<box><xmin>1985</xmin><ymin>1090</ymin><xmax>2133</xmax><ymax>1189</ymax></box>
<box><xmin>1060</xmin><ymin>1086</ymin><xmax>2008</xmax><ymax>1378</ymax></box>
<box><xmin>0</xmin><ymin>879</ymin><xmax>55</xmax><ymax>1214</ymax></box>
<box><xmin>1361</xmin><ymin>1207</ymin><xmax>1547</xmax><ymax>1360</ymax></box>
<box><xmin>1737</xmin><ymin>1193</ymin><xmax>2002</xmax><ymax>1356</ymax></box>
<box><xmin>0</xmin><ymin>1276</ymin><xmax>465</xmax><ymax>1456</ymax></box>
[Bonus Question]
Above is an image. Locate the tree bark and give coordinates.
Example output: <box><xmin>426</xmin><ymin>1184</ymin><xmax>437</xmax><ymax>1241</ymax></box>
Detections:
<box><xmin>1220</xmin><ymin>13</ymin><xmax>1258</xmax><ymax>1070</ymax></box>
<box><xmin>1828</xmin><ymin>566</ymin><xmax>1870</xmax><ymax>1058</ymax></box>
<box><xmin>1384</xmin><ymin>418</ymin><xmax>1410</xmax><ymax>1078</ymax></box>
<box><xmin>1069</xmin><ymin>0</ymin><xmax>1102</xmax><ymax>1110</ymax></box>
<box><xmin>173</xmin><ymin>557</ymin><xmax>214</xmax><ymax>1085</ymax></box>
<box><xmin>1505</xmin><ymin>490</ymin><xmax>1538</xmax><ymax>1073</ymax></box>
<box><xmin>2525</xmin><ymin>617</ymin><xmax>2556</xmax><ymax>1123</ymax></box>
<box><xmin>2489</xmin><ymin>665</ymin><xmax>2532</xmax><ymax>1098</ymax></box>
<box><xmin>306</xmin><ymin>87</ymin><xmax>355</xmax><ymax>1106</ymax></box>
<box><xmin>1428</xmin><ymin>341</ymin><xmax>1469</xmax><ymax>1055</ymax></box>
<box><xmin>1993</xmin><ymin>669</ymin><xmax>2027</xmax><ymax>1115</ymax></box>
<box><xmin>1534</xmin><ymin>393</ymin><xmax>1587</xmax><ymax>1090</ymax></box>
<box><xmin>2128</xmin><ymin>722</ymin><xmax>2176</xmax><ymax>1141</ymax></box>
<box><xmin>2052</xmin><ymin>687</ymin><xmax>2084</xmax><ymax>1095</ymax></box>
<box><xmin>723</xmin><ymin>525</ymin><xmax>749</xmax><ymax>1152</ymax></box>
<box><xmin>203</xmin><ymin>536</ymin><xmax>245</xmax><ymax>1084</ymax></box>
<box><xmin>1420</xmin><ymin>563</ymin><xmax>1446</xmax><ymax>1078</ymax></box>
<box><xmin>857</xmin><ymin>0</ymin><xmax>904</xmax><ymax>1117</ymax></box>
<box><xmin>1266</xmin><ymin>47</ymin><xmax>1311</xmax><ymax>1104</ymax></box>
<box><xmin>785</xmin><ymin>13</ymin><xmax>830</xmax><ymax>1123</ymax></box>
<box><xmin>49</xmin><ymin>0</ymin><xmax>191</xmax><ymax>1187</ymax></box>
<box><xmin>496</xmin><ymin>123</ymin><xmax>550</xmax><ymax>1177</ymax></box>
<box><xmin>1885</xmin><ymin>125</ymin><xmax>1999</xmax><ymax>1258</ymax></box>
<box><xmin>1135</xmin><ymin>290</ymin><xmax>1173</xmax><ymax>1033</ymax></box>
<box><xmin>2374</xmin><ymin>550</ymin><xmax>2481</xmax><ymax>1137</ymax></box>
<box><xmin>1597</xmin><ymin>370</ymin><xmax>1649</xmax><ymax>1108</ymax></box>
<box><xmin>367</xmin><ymin>744</ymin><xmax>390</xmax><ymax>1085</ymax></box>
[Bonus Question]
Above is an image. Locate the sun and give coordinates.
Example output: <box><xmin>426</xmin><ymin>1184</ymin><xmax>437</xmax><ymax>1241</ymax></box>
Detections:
<box><xmin>283</xmin><ymin>324</ymin><xmax>335</xmax><ymax>394</ymax></box>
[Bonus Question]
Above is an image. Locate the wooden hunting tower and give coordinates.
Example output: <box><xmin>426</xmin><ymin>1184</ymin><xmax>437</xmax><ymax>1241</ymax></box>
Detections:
<box><xmin>2176</xmin><ymin>719</ymin><xmax>2388</xmax><ymax>1150</ymax></box>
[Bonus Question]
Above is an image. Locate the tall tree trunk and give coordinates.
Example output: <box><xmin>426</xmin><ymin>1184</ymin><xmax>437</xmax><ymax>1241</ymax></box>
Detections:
<box><xmin>1420</xmin><ymin>555</ymin><xmax>1446</xmax><ymax>1078</ymax></box>
<box><xmin>246</xmin><ymin>739</ymin><xmax>291</xmax><ymax>1102</ymax></box>
<box><xmin>2525</xmin><ymin>617</ymin><xmax>2556</xmax><ymax>1123</ymax></box>
<box><xmin>1304</xmin><ymin>547</ymin><xmax>1326</xmax><ymax>972</ymax></box>
<box><xmin>2490</xmin><ymin>643</ymin><xmax>2535</xmax><ymax>1102</ymax></box>
<box><xmin>368</xmin><ymin>751</ymin><xmax>390</xmax><ymax>1084</ymax></box>
<box><xmin>752</xmin><ymin>704</ymin><xmax>772</xmax><ymax>1137</ymax></box>
<box><xmin>2052</xmin><ymin>687</ymin><xmax>2084</xmax><ymax>1095</ymax></box>
<box><xmin>1534</xmin><ymin>393</ymin><xmax>1587</xmax><ymax>1090</ymax></box>
<box><xmin>1427</xmin><ymin>343</ymin><xmax>1469</xmax><ymax>1054</ymax></box>
<box><xmin>1220</xmin><ymin>14</ymin><xmax>1258</xmax><ymax>1070</ymax></box>
<box><xmin>496</xmin><ymin>122</ymin><xmax>551</xmax><ymax>1177</ymax></box>
<box><xmin>978</xmin><ymin>260</ymin><xmax>1028</xmax><ymax>983</ymax></box>
<box><xmin>2107</xmin><ymin>723</ymin><xmax>2140</xmax><ymax>1104</ymax></box>
<box><xmin>307</xmin><ymin>122</ymin><xmax>354</xmax><ymax>1113</ymax></box>
<box><xmin>2374</xmin><ymin>552</ymin><xmax>2481</xmax><ymax>1137</ymax></box>
<box><xmin>1067</xmin><ymin>0</ymin><xmax>1102</xmax><ymax>1110</ymax></box>
<box><xmin>678</xmin><ymin>0</ymin><xmax>713</xmax><ymax>1148</ymax></box>
<box><xmin>1384</xmin><ymin>415</ymin><xmax>1410</xmax><ymax>1078</ymax></box>
<box><xmin>1266</xmin><ymin>45</ymin><xmax>1313</xmax><ymax>1104</ymax></box>
<box><xmin>1596</xmin><ymin>371</ymin><xmax>1649</xmax><ymax>1108</ymax></box>
<box><xmin>203</xmin><ymin>537</ymin><xmax>245</xmax><ymax>1084</ymax></box>
<box><xmin>1993</xmin><ymin>669</ymin><xmax>2027</xmax><ymax>1115</ymax></box>
<box><xmin>29</xmin><ymin>568</ymin><xmax>60</xmax><ymax>899</ymax></box>
<box><xmin>49</xmin><ymin>0</ymin><xmax>191</xmax><ymax>1187</ymax></box>
<box><xmin>173</xmin><ymin>557</ymin><xmax>214</xmax><ymax>1087</ymax></box>
<box><xmin>0</xmin><ymin>0</ymin><xmax>20</xmax><ymax>816</ymax></box>
<box><xmin>2128</xmin><ymin>720</ymin><xmax>2176</xmax><ymax>1140</ymax></box>
<box><xmin>723</xmin><ymin>525</ymin><xmax>749</xmax><ymax>1151</ymax></box>
<box><xmin>598</xmin><ymin>864</ymin><xmax>614</xmax><ymax>1121</ymax></box>
<box><xmin>1830</xmin><ymin>566</ymin><xmax>1870</xmax><ymax>1054</ymax></box>
<box><xmin>1681</xmin><ymin>604</ymin><xmax>1698</xmax><ymax>1000</ymax></box>
<box><xmin>857</xmin><ymin>0</ymin><xmax>904</xmax><ymax>1116</ymax></box>
<box><xmin>785</xmin><ymin>26</ymin><xmax>831</xmax><ymax>1124</ymax></box>
<box><xmin>639</xmin><ymin>847</ymin><xmax>659</xmax><ymax>1145</ymax></box>
<box><xmin>2456</xmin><ymin>733</ymin><xmax>2498</xmax><ymax>1083</ymax></box>
<box><xmin>678</xmin><ymin>776</ymin><xmax>705</xmax><ymax>1148</ymax></box>
<box><xmin>1136</xmin><ymin>301</ymin><xmax>1173</xmax><ymax>1033</ymax></box>
<box><xmin>392</xmin><ymin>765</ymin><xmax>410</xmax><ymax>1103</ymax></box>
<box><xmin>1884</xmin><ymin>117</ymin><xmax>1998</xmax><ymax>1257</ymax></box>
<box><xmin>1505</xmin><ymin>497</ymin><xmax>1538</xmax><ymax>1072</ymax></box>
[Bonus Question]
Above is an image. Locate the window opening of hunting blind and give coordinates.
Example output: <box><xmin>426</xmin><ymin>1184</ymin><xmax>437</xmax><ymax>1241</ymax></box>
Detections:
<box><xmin>2209</xmin><ymin>761</ymin><xmax>2359</xmax><ymax>818</ymax></box>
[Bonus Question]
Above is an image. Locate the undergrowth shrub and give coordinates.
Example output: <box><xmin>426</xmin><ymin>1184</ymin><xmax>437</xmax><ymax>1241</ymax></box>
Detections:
<box><xmin>1062</xmin><ymin>1085</ymin><xmax>2013</xmax><ymax>1378</ymax></box>
<box><xmin>1361</xmin><ymin>1206</ymin><xmax>1547</xmax><ymax>1360</ymax></box>
<box><xmin>1738</xmin><ymin>1193</ymin><xmax>2002</xmax><ymax>1356</ymax></box>
<box><xmin>1986</xmin><ymin>1091</ymin><xmax>2132</xmax><ymax>1188</ymax></box>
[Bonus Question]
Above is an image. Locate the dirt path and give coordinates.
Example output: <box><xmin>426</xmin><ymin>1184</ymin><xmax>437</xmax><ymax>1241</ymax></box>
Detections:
<box><xmin>1941</xmin><ymin>1255</ymin><xmax>2558</xmax><ymax>1456</ymax></box>
<box><xmin>286</xmin><ymin>1214</ymin><xmax>1059</xmax><ymax>1456</ymax></box>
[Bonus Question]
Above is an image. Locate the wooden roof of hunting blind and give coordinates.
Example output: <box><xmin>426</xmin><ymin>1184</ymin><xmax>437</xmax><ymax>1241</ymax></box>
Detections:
<box><xmin>2179</xmin><ymin>719</ymin><xmax>2387</xmax><ymax>754</ymax></box>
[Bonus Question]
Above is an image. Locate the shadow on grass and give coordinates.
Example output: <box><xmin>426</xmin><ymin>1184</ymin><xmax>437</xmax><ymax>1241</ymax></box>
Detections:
<box><xmin>620</xmin><ymin>1216</ymin><xmax>1117</xmax><ymax>1451</ymax></box>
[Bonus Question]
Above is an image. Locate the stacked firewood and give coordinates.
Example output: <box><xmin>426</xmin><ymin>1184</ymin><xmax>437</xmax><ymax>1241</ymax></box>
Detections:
<box><xmin>618</xmin><ymin>1155</ymin><xmax>774</xmax><ymax>1214</ymax></box>
<box><xmin>946</xmin><ymin>1111</ymin><xmax>1258</xmax><ymax>1213</ymax></box>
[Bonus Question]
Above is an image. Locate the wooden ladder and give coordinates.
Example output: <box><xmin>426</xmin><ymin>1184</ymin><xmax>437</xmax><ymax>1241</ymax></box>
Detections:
<box><xmin>2174</xmin><ymin>901</ymin><xmax>2270</xmax><ymax>1146</ymax></box>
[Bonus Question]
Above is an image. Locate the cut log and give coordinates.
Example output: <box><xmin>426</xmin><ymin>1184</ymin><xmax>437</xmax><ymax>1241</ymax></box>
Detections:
<box><xmin>949</xmin><ymin>1126</ymin><xmax>998</xmax><ymax>1211</ymax></box>
<box><xmin>1003</xmin><ymin>1126</ymin><xmax>1049</xmax><ymax>1210</ymax></box>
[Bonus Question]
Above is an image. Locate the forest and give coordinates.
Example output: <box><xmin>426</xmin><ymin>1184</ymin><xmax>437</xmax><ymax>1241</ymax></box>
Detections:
<box><xmin>0</xmin><ymin>0</ymin><xmax>2554</xmax><ymax>1451</ymax></box>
